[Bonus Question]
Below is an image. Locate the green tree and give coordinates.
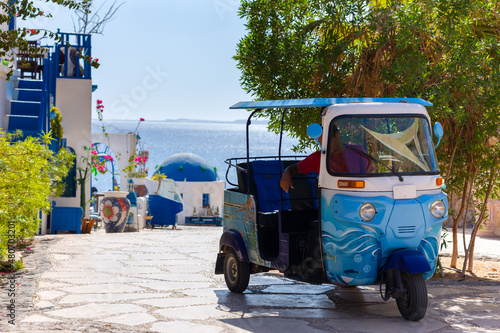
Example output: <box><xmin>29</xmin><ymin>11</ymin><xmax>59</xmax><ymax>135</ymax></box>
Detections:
<box><xmin>235</xmin><ymin>0</ymin><xmax>500</xmax><ymax>274</ymax></box>
<box><xmin>0</xmin><ymin>131</ymin><xmax>74</xmax><ymax>259</ymax></box>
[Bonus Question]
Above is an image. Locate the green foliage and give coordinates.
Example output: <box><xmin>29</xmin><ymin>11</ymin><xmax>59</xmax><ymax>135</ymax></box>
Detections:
<box><xmin>49</xmin><ymin>106</ymin><xmax>63</xmax><ymax>143</ymax></box>
<box><xmin>0</xmin><ymin>131</ymin><xmax>74</xmax><ymax>260</ymax></box>
<box><xmin>236</xmin><ymin>0</ymin><xmax>500</xmax><ymax>147</ymax></box>
<box><xmin>0</xmin><ymin>259</ymin><xmax>23</xmax><ymax>272</ymax></box>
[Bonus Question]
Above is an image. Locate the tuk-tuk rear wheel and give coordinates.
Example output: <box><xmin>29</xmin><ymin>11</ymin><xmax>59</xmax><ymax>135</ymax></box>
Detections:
<box><xmin>223</xmin><ymin>249</ymin><xmax>250</xmax><ymax>293</ymax></box>
<box><xmin>396</xmin><ymin>272</ymin><xmax>427</xmax><ymax>321</ymax></box>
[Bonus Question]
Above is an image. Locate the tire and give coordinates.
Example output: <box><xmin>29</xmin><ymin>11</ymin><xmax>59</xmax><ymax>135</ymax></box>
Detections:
<box><xmin>223</xmin><ymin>249</ymin><xmax>250</xmax><ymax>293</ymax></box>
<box><xmin>396</xmin><ymin>272</ymin><xmax>428</xmax><ymax>321</ymax></box>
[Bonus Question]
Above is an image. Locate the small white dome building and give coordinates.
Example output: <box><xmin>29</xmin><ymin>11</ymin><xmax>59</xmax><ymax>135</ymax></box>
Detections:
<box><xmin>153</xmin><ymin>153</ymin><xmax>224</xmax><ymax>225</ymax></box>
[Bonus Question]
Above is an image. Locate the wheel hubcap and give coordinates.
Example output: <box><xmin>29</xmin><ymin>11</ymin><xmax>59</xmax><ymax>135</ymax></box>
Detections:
<box><xmin>227</xmin><ymin>257</ymin><xmax>237</xmax><ymax>284</ymax></box>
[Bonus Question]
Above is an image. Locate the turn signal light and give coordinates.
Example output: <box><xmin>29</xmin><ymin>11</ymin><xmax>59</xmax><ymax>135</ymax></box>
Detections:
<box><xmin>338</xmin><ymin>180</ymin><xmax>365</xmax><ymax>189</ymax></box>
<box><xmin>436</xmin><ymin>177</ymin><xmax>443</xmax><ymax>186</ymax></box>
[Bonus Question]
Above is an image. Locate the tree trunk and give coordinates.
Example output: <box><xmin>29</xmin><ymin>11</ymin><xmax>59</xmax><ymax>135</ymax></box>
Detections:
<box><xmin>466</xmin><ymin>163</ymin><xmax>498</xmax><ymax>272</ymax></box>
<box><xmin>80</xmin><ymin>181</ymin><xmax>86</xmax><ymax>213</ymax></box>
<box><xmin>451</xmin><ymin>180</ymin><xmax>471</xmax><ymax>268</ymax></box>
<box><xmin>77</xmin><ymin>167</ymin><xmax>89</xmax><ymax>214</ymax></box>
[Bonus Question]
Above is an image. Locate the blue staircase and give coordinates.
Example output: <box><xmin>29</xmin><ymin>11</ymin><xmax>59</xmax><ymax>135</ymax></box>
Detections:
<box><xmin>7</xmin><ymin>79</ymin><xmax>45</xmax><ymax>138</ymax></box>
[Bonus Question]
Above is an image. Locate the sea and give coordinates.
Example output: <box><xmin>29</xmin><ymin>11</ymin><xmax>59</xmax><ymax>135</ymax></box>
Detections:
<box><xmin>91</xmin><ymin>120</ymin><xmax>313</xmax><ymax>192</ymax></box>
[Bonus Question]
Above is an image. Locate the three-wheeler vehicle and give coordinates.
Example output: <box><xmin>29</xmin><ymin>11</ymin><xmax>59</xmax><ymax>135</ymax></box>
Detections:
<box><xmin>215</xmin><ymin>98</ymin><xmax>448</xmax><ymax>321</ymax></box>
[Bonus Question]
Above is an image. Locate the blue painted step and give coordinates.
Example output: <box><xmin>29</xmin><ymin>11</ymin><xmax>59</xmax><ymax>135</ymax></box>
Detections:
<box><xmin>7</xmin><ymin>115</ymin><xmax>40</xmax><ymax>132</ymax></box>
<box><xmin>17</xmin><ymin>79</ymin><xmax>43</xmax><ymax>90</ymax></box>
<box><xmin>15</xmin><ymin>88</ymin><xmax>42</xmax><ymax>102</ymax></box>
<box><xmin>10</xmin><ymin>100</ymin><xmax>41</xmax><ymax>116</ymax></box>
<box><xmin>8</xmin><ymin>78</ymin><xmax>44</xmax><ymax>136</ymax></box>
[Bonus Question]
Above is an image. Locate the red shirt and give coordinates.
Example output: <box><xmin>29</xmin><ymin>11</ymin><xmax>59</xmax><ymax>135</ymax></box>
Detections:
<box><xmin>297</xmin><ymin>147</ymin><xmax>371</xmax><ymax>174</ymax></box>
<box><xmin>297</xmin><ymin>151</ymin><xmax>321</xmax><ymax>174</ymax></box>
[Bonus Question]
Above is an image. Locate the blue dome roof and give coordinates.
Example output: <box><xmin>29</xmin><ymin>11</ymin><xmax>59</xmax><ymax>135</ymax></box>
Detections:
<box><xmin>154</xmin><ymin>153</ymin><xmax>218</xmax><ymax>182</ymax></box>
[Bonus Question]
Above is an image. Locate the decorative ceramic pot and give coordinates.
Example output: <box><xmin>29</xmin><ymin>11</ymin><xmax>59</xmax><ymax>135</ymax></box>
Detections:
<box><xmin>101</xmin><ymin>191</ymin><xmax>131</xmax><ymax>233</ymax></box>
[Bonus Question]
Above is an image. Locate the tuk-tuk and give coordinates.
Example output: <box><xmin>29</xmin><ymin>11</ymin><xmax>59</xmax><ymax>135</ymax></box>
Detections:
<box><xmin>215</xmin><ymin>98</ymin><xmax>448</xmax><ymax>321</ymax></box>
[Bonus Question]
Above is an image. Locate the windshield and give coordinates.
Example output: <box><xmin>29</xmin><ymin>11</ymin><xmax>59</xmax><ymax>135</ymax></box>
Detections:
<box><xmin>326</xmin><ymin>116</ymin><xmax>439</xmax><ymax>176</ymax></box>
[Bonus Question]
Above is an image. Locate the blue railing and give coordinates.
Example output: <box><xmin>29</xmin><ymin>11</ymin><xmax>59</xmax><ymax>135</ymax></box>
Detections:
<box><xmin>8</xmin><ymin>0</ymin><xmax>15</xmax><ymax>30</ymax></box>
<box><xmin>55</xmin><ymin>30</ymin><xmax>92</xmax><ymax>79</ymax></box>
<box><xmin>41</xmin><ymin>47</ymin><xmax>55</xmax><ymax>135</ymax></box>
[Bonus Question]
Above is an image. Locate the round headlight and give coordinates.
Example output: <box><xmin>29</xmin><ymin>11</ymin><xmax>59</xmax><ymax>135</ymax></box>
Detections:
<box><xmin>430</xmin><ymin>200</ymin><xmax>446</xmax><ymax>218</ymax></box>
<box><xmin>359</xmin><ymin>203</ymin><xmax>376</xmax><ymax>221</ymax></box>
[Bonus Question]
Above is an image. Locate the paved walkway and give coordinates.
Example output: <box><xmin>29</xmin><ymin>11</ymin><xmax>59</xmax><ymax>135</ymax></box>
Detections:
<box><xmin>1</xmin><ymin>226</ymin><xmax>500</xmax><ymax>332</ymax></box>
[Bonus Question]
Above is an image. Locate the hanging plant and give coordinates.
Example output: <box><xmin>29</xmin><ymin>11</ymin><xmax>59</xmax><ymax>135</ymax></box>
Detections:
<box><xmin>50</xmin><ymin>106</ymin><xmax>63</xmax><ymax>144</ymax></box>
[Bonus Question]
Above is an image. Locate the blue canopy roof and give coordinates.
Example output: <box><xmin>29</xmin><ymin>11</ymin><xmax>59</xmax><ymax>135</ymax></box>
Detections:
<box><xmin>230</xmin><ymin>98</ymin><xmax>432</xmax><ymax>110</ymax></box>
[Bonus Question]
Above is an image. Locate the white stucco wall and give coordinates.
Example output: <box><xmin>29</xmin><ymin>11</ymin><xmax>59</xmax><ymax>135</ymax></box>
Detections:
<box><xmin>1</xmin><ymin>1</ymin><xmax>16</xmax><ymax>67</ymax></box>
<box><xmin>53</xmin><ymin>78</ymin><xmax>92</xmax><ymax>217</ymax></box>
<box><xmin>0</xmin><ymin>1</ymin><xmax>11</xmax><ymax>31</ymax></box>
<box><xmin>175</xmin><ymin>180</ymin><xmax>225</xmax><ymax>224</ymax></box>
<box><xmin>91</xmin><ymin>132</ymin><xmax>137</xmax><ymax>189</ymax></box>
<box><xmin>0</xmin><ymin>66</ymin><xmax>8</xmax><ymax>130</ymax></box>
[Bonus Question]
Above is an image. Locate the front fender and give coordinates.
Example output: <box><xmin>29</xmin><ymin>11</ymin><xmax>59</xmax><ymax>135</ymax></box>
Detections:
<box><xmin>383</xmin><ymin>249</ymin><xmax>432</xmax><ymax>274</ymax></box>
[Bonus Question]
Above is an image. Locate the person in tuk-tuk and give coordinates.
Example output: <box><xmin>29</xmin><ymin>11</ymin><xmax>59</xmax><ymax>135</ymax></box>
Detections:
<box><xmin>280</xmin><ymin>124</ymin><xmax>372</xmax><ymax>193</ymax></box>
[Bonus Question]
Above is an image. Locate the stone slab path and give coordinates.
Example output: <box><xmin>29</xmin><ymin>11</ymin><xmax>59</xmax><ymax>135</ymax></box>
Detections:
<box><xmin>1</xmin><ymin>226</ymin><xmax>500</xmax><ymax>332</ymax></box>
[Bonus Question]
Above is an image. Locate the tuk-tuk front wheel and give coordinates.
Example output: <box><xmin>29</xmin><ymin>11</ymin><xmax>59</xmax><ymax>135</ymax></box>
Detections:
<box><xmin>396</xmin><ymin>272</ymin><xmax>427</xmax><ymax>321</ymax></box>
<box><xmin>223</xmin><ymin>249</ymin><xmax>250</xmax><ymax>293</ymax></box>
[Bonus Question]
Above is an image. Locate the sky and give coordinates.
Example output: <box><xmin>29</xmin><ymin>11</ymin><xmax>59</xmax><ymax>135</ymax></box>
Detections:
<box><xmin>21</xmin><ymin>0</ymin><xmax>253</xmax><ymax>121</ymax></box>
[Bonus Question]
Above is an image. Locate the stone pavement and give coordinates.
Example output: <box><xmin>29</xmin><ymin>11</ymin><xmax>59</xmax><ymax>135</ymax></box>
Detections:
<box><xmin>0</xmin><ymin>226</ymin><xmax>499</xmax><ymax>333</ymax></box>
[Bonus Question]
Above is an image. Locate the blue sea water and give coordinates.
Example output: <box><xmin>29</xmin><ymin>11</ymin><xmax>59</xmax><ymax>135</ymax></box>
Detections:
<box><xmin>91</xmin><ymin>120</ymin><xmax>312</xmax><ymax>192</ymax></box>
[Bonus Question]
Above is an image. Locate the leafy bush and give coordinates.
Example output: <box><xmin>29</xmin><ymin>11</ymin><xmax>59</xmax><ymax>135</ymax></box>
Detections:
<box><xmin>0</xmin><ymin>131</ymin><xmax>74</xmax><ymax>260</ymax></box>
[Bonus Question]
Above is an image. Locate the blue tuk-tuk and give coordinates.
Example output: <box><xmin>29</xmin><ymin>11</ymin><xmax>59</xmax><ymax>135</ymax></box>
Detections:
<box><xmin>215</xmin><ymin>98</ymin><xmax>448</xmax><ymax>321</ymax></box>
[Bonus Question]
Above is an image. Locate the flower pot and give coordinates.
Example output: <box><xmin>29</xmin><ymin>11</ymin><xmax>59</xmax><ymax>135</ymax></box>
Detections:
<box><xmin>101</xmin><ymin>191</ymin><xmax>131</xmax><ymax>233</ymax></box>
<box><xmin>131</xmin><ymin>177</ymin><xmax>148</xmax><ymax>197</ymax></box>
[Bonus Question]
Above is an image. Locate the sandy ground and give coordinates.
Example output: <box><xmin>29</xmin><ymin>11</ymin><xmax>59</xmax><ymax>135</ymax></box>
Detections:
<box><xmin>432</xmin><ymin>255</ymin><xmax>500</xmax><ymax>282</ymax></box>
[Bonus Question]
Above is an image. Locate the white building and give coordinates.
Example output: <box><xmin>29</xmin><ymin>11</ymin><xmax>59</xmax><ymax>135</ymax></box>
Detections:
<box><xmin>151</xmin><ymin>153</ymin><xmax>224</xmax><ymax>225</ymax></box>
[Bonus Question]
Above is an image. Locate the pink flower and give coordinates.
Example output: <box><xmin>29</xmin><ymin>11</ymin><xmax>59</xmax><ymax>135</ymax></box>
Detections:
<box><xmin>95</xmin><ymin>58</ymin><xmax>99</xmax><ymax>62</ymax></box>
<box><xmin>27</xmin><ymin>247</ymin><xmax>31</xmax><ymax>250</ymax></box>
<box><xmin>91</xmin><ymin>150</ymin><xmax>97</xmax><ymax>155</ymax></box>
<box><xmin>140</xmin><ymin>118</ymin><xmax>145</xmax><ymax>121</ymax></box>
<box><xmin>97</xmin><ymin>99</ymin><xmax>102</xmax><ymax>104</ymax></box>
<box><xmin>104</xmin><ymin>155</ymin><xmax>113</xmax><ymax>162</ymax></box>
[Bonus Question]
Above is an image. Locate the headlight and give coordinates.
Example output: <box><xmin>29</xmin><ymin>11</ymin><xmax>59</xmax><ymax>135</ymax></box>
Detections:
<box><xmin>430</xmin><ymin>200</ymin><xmax>446</xmax><ymax>218</ymax></box>
<box><xmin>359</xmin><ymin>203</ymin><xmax>376</xmax><ymax>221</ymax></box>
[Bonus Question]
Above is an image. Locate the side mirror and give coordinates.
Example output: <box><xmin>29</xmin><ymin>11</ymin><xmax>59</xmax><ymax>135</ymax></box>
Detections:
<box><xmin>307</xmin><ymin>123</ymin><xmax>324</xmax><ymax>152</ymax></box>
<box><xmin>434</xmin><ymin>122</ymin><xmax>444</xmax><ymax>149</ymax></box>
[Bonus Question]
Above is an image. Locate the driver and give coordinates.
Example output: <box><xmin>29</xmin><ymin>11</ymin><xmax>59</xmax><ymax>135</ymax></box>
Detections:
<box><xmin>280</xmin><ymin>125</ymin><xmax>371</xmax><ymax>193</ymax></box>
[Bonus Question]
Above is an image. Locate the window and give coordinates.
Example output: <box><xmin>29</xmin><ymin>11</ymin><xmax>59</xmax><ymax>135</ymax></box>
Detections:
<box><xmin>202</xmin><ymin>193</ymin><xmax>210</xmax><ymax>208</ymax></box>
<box><xmin>327</xmin><ymin>116</ymin><xmax>439</xmax><ymax>176</ymax></box>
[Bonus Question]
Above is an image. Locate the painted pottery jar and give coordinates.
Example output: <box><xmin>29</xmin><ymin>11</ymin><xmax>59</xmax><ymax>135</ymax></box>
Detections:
<box><xmin>101</xmin><ymin>191</ymin><xmax>131</xmax><ymax>233</ymax></box>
